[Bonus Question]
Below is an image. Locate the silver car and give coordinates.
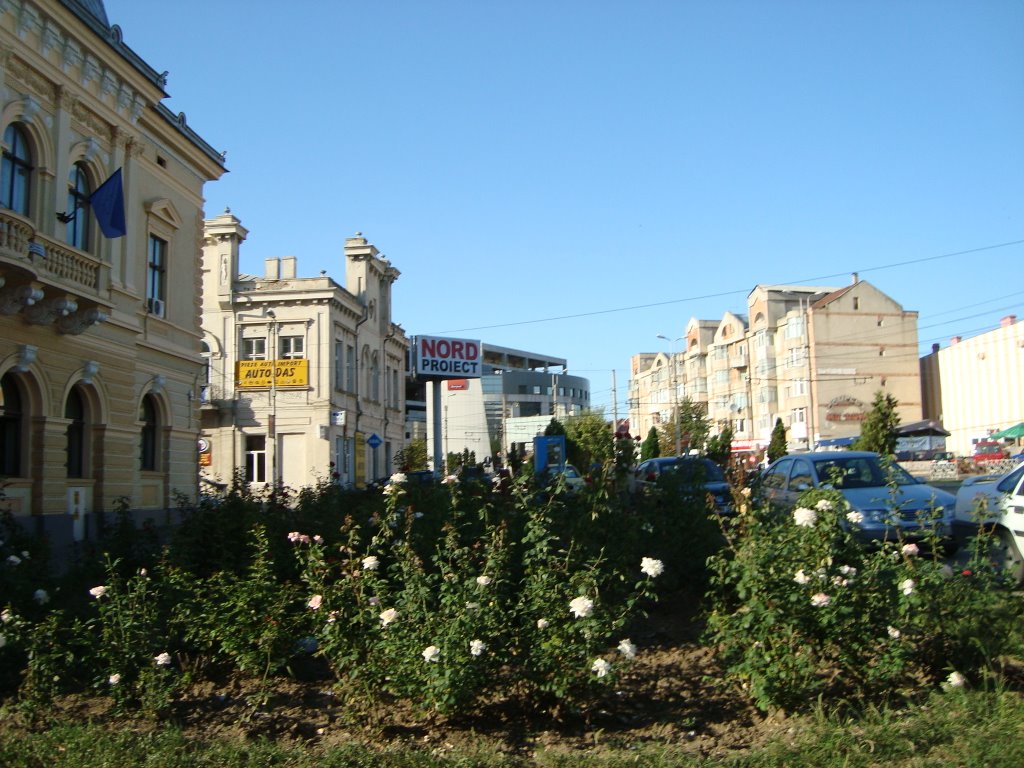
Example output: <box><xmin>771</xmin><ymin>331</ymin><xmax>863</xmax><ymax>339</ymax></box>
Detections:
<box><xmin>758</xmin><ymin>451</ymin><xmax>956</xmax><ymax>551</ymax></box>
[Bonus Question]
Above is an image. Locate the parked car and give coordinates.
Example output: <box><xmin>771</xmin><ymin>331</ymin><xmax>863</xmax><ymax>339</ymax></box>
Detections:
<box><xmin>954</xmin><ymin>461</ymin><xmax>1024</xmax><ymax>585</ymax></box>
<box><xmin>544</xmin><ymin>463</ymin><xmax>586</xmax><ymax>493</ymax></box>
<box><xmin>757</xmin><ymin>451</ymin><xmax>956</xmax><ymax>551</ymax></box>
<box><xmin>973</xmin><ymin>441</ymin><xmax>1009</xmax><ymax>463</ymax></box>
<box><xmin>630</xmin><ymin>456</ymin><xmax>733</xmax><ymax>515</ymax></box>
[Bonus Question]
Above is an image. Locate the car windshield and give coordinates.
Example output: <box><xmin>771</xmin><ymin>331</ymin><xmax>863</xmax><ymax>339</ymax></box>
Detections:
<box><xmin>812</xmin><ymin>456</ymin><xmax>916</xmax><ymax>489</ymax></box>
<box><xmin>661</xmin><ymin>459</ymin><xmax>725</xmax><ymax>483</ymax></box>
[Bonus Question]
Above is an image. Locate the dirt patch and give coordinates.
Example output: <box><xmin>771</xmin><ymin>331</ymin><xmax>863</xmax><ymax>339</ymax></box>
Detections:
<box><xmin>11</xmin><ymin>596</ymin><xmax>790</xmax><ymax>760</ymax></box>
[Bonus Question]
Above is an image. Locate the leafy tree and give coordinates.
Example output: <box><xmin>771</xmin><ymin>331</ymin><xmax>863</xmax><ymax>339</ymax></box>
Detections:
<box><xmin>394</xmin><ymin>439</ymin><xmax>428</xmax><ymax>472</ymax></box>
<box><xmin>854</xmin><ymin>391</ymin><xmax>901</xmax><ymax>455</ymax></box>
<box><xmin>767</xmin><ymin>418</ymin><xmax>787</xmax><ymax>464</ymax></box>
<box><xmin>706</xmin><ymin>425</ymin><xmax>734</xmax><ymax>466</ymax></box>
<box><xmin>677</xmin><ymin>398</ymin><xmax>710</xmax><ymax>454</ymax></box>
<box><xmin>641</xmin><ymin>426</ymin><xmax>661</xmax><ymax>461</ymax></box>
<box><xmin>544</xmin><ymin>417</ymin><xmax>566</xmax><ymax>436</ymax></box>
<box><xmin>565</xmin><ymin>411</ymin><xmax>613</xmax><ymax>470</ymax></box>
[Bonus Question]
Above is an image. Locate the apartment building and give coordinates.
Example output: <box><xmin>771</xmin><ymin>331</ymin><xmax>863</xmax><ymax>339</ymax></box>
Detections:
<box><xmin>1</xmin><ymin>1</ymin><xmax>225</xmax><ymax>545</ymax></box>
<box><xmin>199</xmin><ymin>213</ymin><xmax>408</xmax><ymax>490</ymax></box>
<box><xmin>920</xmin><ymin>314</ymin><xmax>1023</xmax><ymax>456</ymax></box>
<box><xmin>629</xmin><ymin>278</ymin><xmax>922</xmax><ymax>454</ymax></box>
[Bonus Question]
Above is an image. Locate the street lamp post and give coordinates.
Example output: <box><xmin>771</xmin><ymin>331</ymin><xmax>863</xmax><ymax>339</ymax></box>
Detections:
<box><xmin>657</xmin><ymin>334</ymin><xmax>683</xmax><ymax>456</ymax></box>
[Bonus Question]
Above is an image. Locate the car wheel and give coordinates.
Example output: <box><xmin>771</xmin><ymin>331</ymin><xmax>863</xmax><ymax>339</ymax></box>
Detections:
<box><xmin>988</xmin><ymin>529</ymin><xmax>1024</xmax><ymax>587</ymax></box>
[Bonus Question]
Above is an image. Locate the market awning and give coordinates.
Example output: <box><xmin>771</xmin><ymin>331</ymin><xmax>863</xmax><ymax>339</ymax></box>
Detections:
<box><xmin>990</xmin><ymin>422</ymin><xmax>1024</xmax><ymax>440</ymax></box>
<box><xmin>897</xmin><ymin>419</ymin><xmax>950</xmax><ymax>437</ymax></box>
<box><xmin>816</xmin><ymin>436</ymin><xmax>857</xmax><ymax>448</ymax></box>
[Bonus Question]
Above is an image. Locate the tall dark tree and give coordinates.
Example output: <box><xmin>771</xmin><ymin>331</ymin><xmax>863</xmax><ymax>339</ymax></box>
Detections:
<box><xmin>544</xmin><ymin>417</ymin><xmax>566</xmax><ymax>436</ymax></box>
<box><xmin>854</xmin><ymin>391</ymin><xmax>901</xmax><ymax>455</ymax></box>
<box><xmin>641</xmin><ymin>426</ymin><xmax>661</xmax><ymax>461</ymax></box>
<box><xmin>706</xmin><ymin>425</ymin><xmax>734</xmax><ymax>467</ymax></box>
<box><xmin>767</xmin><ymin>418</ymin><xmax>788</xmax><ymax>464</ymax></box>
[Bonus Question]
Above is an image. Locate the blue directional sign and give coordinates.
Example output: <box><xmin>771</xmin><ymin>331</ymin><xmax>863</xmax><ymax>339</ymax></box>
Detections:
<box><xmin>367</xmin><ymin>433</ymin><xmax>383</xmax><ymax>449</ymax></box>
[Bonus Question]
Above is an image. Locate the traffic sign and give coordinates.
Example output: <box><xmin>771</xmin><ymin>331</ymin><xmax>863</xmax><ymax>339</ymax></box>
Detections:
<box><xmin>367</xmin><ymin>433</ymin><xmax>383</xmax><ymax>449</ymax></box>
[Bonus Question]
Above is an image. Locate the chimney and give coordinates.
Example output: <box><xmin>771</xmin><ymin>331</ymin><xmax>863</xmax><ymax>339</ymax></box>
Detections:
<box><xmin>264</xmin><ymin>257</ymin><xmax>280</xmax><ymax>280</ymax></box>
<box><xmin>281</xmin><ymin>256</ymin><xmax>297</xmax><ymax>279</ymax></box>
<box><xmin>950</xmin><ymin>336</ymin><xmax>961</xmax><ymax>345</ymax></box>
<box><xmin>1000</xmin><ymin>314</ymin><xmax>1017</xmax><ymax>327</ymax></box>
<box><xmin>932</xmin><ymin>343</ymin><xmax>940</xmax><ymax>354</ymax></box>
<box><xmin>851</xmin><ymin>272</ymin><xmax>858</xmax><ymax>284</ymax></box>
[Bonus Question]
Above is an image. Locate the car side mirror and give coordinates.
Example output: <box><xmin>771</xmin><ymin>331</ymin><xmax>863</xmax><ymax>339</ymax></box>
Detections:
<box><xmin>795</xmin><ymin>482</ymin><xmax>810</xmax><ymax>492</ymax></box>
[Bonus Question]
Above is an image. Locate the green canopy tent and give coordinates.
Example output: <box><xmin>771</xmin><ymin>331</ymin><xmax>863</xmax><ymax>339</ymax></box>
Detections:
<box><xmin>990</xmin><ymin>422</ymin><xmax>1024</xmax><ymax>440</ymax></box>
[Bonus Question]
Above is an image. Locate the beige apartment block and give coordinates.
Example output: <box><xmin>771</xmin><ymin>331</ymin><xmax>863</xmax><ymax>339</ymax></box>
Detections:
<box><xmin>199</xmin><ymin>214</ymin><xmax>408</xmax><ymax>491</ymax></box>
<box><xmin>629</xmin><ymin>278</ymin><xmax>922</xmax><ymax>455</ymax></box>
<box><xmin>0</xmin><ymin>1</ymin><xmax>225</xmax><ymax>546</ymax></box>
<box><xmin>920</xmin><ymin>315</ymin><xmax>1023</xmax><ymax>456</ymax></box>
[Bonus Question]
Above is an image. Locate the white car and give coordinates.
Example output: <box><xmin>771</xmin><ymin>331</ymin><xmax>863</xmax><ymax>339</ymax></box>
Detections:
<box><xmin>954</xmin><ymin>461</ymin><xmax>1024</xmax><ymax>585</ymax></box>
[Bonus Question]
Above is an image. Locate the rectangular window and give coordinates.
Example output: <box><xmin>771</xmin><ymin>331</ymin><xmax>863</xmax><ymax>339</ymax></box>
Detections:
<box><xmin>243</xmin><ymin>337</ymin><xmax>266</xmax><ymax>360</ymax></box>
<box><xmin>785</xmin><ymin>316</ymin><xmax>805</xmax><ymax>339</ymax></box>
<box><xmin>146</xmin><ymin>235</ymin><xmax>167</xmax><ymax>316</ymax></box>
<box><xmin>245</xmin><ymin>435</ymin><xmax>267</xmax><ymax>483</ymax></box>
<box><xmin>787</xmin><ymin>347</ymin><xmax>806</xmax><ymax>368</ymax></box>
<box><xmin>391</xmin><ymin>368</ymin><xmax>399</xmax><ymax>408</ymax></box>
<box><xmin>346</xmin><ymin>344</ymin><xmax>356</xmax><ymax>391</ymax></box>
<box><xmin>279</xmin><ymin>335</ymin><xmax>304</xmax><ymax>359</ymax></box>
<box><xmin>334</xmin><ymin>341</ymin><xmax>343</xmax><ymax>389</ymax></box>
<box><xmin>791</xmin><ymin>407</ymin><xmax>806</xmax><ymax>424</ymax></box>
<box><xmin>792</xmin><ymin>378</ymin><xmax>808</xmax><ymax>396</ymax></box>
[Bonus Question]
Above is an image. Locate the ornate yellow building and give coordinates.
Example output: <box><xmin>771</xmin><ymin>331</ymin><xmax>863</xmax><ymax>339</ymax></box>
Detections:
<box><xmin>1</xmin><ymin>1</ymin><xmax>225</xmax><ymax>546</ymax></box>
<box><xmin>199</xmin><ymin>212</ymin><xmax>408</xmax><ymax>490</ymax></box>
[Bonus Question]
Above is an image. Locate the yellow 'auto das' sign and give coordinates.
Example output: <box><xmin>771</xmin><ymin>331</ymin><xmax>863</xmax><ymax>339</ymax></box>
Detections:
<box><xmin>236</xmin><ymin>359</ymin><xmax>309</xmax><ymax>388</ymax></box>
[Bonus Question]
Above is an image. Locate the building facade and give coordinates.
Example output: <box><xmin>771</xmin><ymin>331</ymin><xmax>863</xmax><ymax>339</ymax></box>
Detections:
<box><xmin>423</xmin><ymin>344</ymin><xmax>590</xmax><ymax>469</ymax></box>
<box><xmin>1</xmin><ymin>0</ymin><xmax>225</xmax><ymax>544</ymax></box>
<box><xmin>629</xmin><ymin>278</ymin><xmax>923</xmax><ymax>454</ymax></box>
<box><xmin>920</xmin><ymin>314</ymin><xmax>1023</xmax><ymax>456</ymax></box>
<box><xmin>199</xmin><ymin>215</ymin><xmax>408</xmax><ymax>490</ymax></box>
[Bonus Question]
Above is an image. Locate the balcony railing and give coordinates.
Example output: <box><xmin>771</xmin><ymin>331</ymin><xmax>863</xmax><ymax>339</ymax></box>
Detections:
<box><xmin>0</xmin><ymin>209</ymin><xmax>109</xmax><ymax>297</ymax></box>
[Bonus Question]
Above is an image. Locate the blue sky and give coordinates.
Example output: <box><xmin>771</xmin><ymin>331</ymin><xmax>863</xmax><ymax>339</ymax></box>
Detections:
<box><xmin>104</xmin><ymin>0</ymin><xmax>1023</xmax><ymax>415</ymax></box>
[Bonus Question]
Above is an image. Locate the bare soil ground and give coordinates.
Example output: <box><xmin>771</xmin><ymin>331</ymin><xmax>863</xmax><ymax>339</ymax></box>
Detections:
<box><xmin>14</xmin><ymin>595</ymin><xmax>792</xmax><ymax>762</ymax></box>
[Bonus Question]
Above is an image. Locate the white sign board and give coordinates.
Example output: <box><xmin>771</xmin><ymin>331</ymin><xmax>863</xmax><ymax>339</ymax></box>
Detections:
<box><xmin>415</xmin><ymin>335</ymin><xmax>482</xmax><ymax>378</ymax></box>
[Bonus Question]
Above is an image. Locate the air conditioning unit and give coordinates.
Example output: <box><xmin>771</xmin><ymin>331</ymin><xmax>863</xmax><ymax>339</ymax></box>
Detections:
<box><xmin>148</xmin><ymin>298</ymin><xmax>165</xmax><ymax>316</ymax></box>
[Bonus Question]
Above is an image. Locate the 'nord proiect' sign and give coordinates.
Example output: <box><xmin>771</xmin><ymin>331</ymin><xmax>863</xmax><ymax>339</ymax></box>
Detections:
<box><xmin>415</xmin><ymin>335</ymin><xmax>481</xmax><ymax>378</ymax></box>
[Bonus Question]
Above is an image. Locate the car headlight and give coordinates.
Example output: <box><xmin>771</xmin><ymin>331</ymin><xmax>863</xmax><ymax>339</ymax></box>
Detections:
<box><xmin>861</xmin><ymin>508</ymin><xmax>887</xmax><ymax>523</ymax></box>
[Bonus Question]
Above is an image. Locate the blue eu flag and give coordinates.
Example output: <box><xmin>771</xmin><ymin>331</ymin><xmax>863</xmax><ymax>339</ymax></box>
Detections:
<box><xmin>90</xmin><ymin>168</ymin><xmax>126</xmax><ymax>238</ymax></box>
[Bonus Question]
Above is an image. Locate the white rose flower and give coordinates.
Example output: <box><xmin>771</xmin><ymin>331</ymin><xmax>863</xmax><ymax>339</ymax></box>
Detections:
<box><xmin>108</xmin><ymin>673</ymin><xmax>121</xmax><ymax>685</ymax></box>
<box><xmin>6</xmin><ymin>555</ymin><xmax>21</xmax><ymax>566</ymax></box>
<box><xmin>815</xmin><ymin>499</ymin><xmax>833</xmax><ymax>511</ymax></box>
<box><xmin>361</xmin><ymin>555</ymin><xmax>380</xmax><ymax>571</ymax></box>
<box><xmin>154</xmin><ymin>652</ymin><xmax>172</xmax><ymax>667</ymax></box>
<box><xmin>89</xmin><ymin>586</ymin><xmax>107</xmax><ymax>599</ymax></box>
<box><xmin>640</xmin><ymin>557</ymin><xmax>664</xmax><ymax>578</ymax></box>
<box><xmin>887</xmin><ymin>626</ymin><xmax>901</xmax><ymax>640</ymax></box>
<box><xmin>846</xmin><ymin>510</ymin><xmax>865</xmax><ymax>525</ymax></box>
<box><xmin>591</xmin><ymin>658</ymin><xmax>611</xmax><ymax>677</ymax></box>
<box><xmin>810</xmin><ymin>592</ymin><xmax>831</xmax><ymax>607</ymax></box>
<box><xmin>617</xmin><ymin>638</ymin><xmax>637</xmax><ymax>659</ymax></box>
<box><xmin>1</xmin><ymin>609</ymin><xmax>12</xmax><ymax>624</ymax></box>
<box><xmin>900</xmin><ymin>579</ymin><xmax>915</xmax><ymax>596</ymax></box>
<box><xmin>476</xmin><ymin>575</ymin><xmax>492</xmax><ymax>586</ymax></box>
<box><xmin>379</xmin><ymin>608</ymin><xmax>398</xmax><ymax>627</ymax></box>
<box><xmin>793</xmin><ymin>507</ymin><xmax>817</xmax><ymax>527</ymax></box>
<box><xmin>469</xmin><ymin>639</ymin><xmax>486</xmax><ymax>656</ymax></box>
<box><xmin>536</xmin><ymin>618</ymin><xmax>550</xmax><ymax>630</ymax></box>
<box><xmin>389</xmin><ymin>472</ymin><xmax>407</xmax><ymax>485</ymax></box>
<box><xmin>794</xmin><ymin>569</ymin><xmax>810</xmax><ymax>585</ymax></box>
<box><xmin>901</xmin><ymin>543</ymin><xmax>920</xmax><ymax>557</ymax></box>
<box><xmin>569</xmin><ymin>596</ymin><xmax>594</xmax><ymax>618</ymax></box>
<box><xmin>422</xmin><ymin>645</ymin><xmax>440</xmax><ymax>662</ymax></box>
<box><xmin>945</xmin><ymin>671</ymin><xmax>966</xmax><ymax>688</ymax></box>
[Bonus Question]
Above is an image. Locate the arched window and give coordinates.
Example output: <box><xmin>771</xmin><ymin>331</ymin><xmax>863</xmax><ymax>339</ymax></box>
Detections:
<box><xmin>66</xmin><ymin>162</ymin><xmax>91</xmax><ymax>250</ymax></box>
<box><xmin>65</xmin><ymin>387</ymin><xmax>86</xmax><ymax>478</ymax></box>
<box><xmin>0</xmin><ymin>373</ymin><xmax>24</xmax><ymax>477</ymax></box>
<box><xmin>140</xmin><ymin>395</ymin><xmax>158</xmax><ymax>471</ymax></box>
<box><xmin>1</xmin><ymin>123</ymin><xmax>32</xmax><ymax>215</ymax></box>
<box><xmin>371</xmin><ymin>352</ymin><xmax>380</xmax><ymax>401</ymax></box>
